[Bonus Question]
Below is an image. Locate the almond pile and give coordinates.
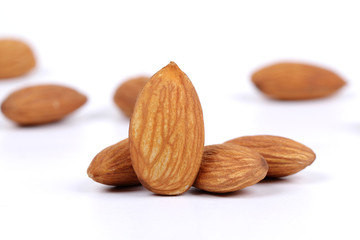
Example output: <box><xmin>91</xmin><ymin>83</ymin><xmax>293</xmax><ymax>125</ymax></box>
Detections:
<box><xmin>87</xmin><ymin>62</ymin><xmax>317</xmax><ymax>195</ymax></box>
<box><xmin>0</xmin><ymin>39</ymin><xmax>344</xmax><ymax>196</ymax></box>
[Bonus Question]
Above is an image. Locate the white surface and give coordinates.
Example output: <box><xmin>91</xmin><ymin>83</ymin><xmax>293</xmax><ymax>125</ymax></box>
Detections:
<box><xmin>1</xmin><ymin>1</ymin><xmax>360</xmax><ymax>239</ymax></box>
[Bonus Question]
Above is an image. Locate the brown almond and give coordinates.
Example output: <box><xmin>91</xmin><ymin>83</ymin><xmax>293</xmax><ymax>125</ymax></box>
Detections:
<box><xmin>1</xmin><ymin>84</ymin><xmax>87</xmax><ymax>125</ymax></box>
<box><xmin>87</xmin><ymin>139</ymin><xmax>140</xmax><ymax>186</ymax></box>
<box><xmin>251</xmin><ymin>62</ymin><xmax>346</xmax><ymax>100</ymax></box>
<box><xmin>113</xmin><ymin>76</ymin><xmax>149</xmax><ymax>118</ymax></box>
<box><xmin>225</xmin><ymin>135</ymin><xmax>316</xmax><ymax>177</ymax></box>
<box><xmin>129</xmin><ymin>62</ymin><xmax>205</xmax><ymax>195</ymax></box>
<box><xmin>0</xmin><ymin>39</ymin><xmax>36</xmax><ymax>79</ymax></box>
<box><xmin>194</xmin><ymin>144</ymin><xmax>268</xmax><ymax>193</ymax></box>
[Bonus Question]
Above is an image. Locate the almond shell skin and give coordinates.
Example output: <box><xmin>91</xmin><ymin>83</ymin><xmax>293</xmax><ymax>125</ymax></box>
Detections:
<box><xmin>129</xmin><ymin>62</ymin><xmax>205</xmax><ymax>195</ymax></box>
<box><xmin>225</xmin><ymin>135</ymin><xmax>316</xmax><ymax>177</ymax></box>
<box><xmin>87</xmin><ymin>139</ymin><xmax>140</xmax><ymax>186</ymax></box>
<box><xmin>194</xmin><ymin>144</ymin><xmax>268</xmax><ymax>193</ymax></box>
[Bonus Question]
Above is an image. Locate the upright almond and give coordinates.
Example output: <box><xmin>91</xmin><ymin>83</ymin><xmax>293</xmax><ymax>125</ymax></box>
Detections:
<box><xmin>129</xmin><ymin>62</ymin><xmax>204</xmax><ymax>195</ymax></box>
<box><xmin>1</xmin><ymin>84</ymin><xmax>87</xmax><ymax>125</ymax></box>
<box><xmin>251</xmin><ymin>62</ymin><xmax>346</xmax><ymax>100</ymax></box>
<box><xmin>225</xmin><ymin>135</ymin><xmax>316</xmax><ymax>177</ymax></box>
<box><xmin>0</xmin><ymin>39</ymin><xmax>36</xmax><ymax>79</ymax></box>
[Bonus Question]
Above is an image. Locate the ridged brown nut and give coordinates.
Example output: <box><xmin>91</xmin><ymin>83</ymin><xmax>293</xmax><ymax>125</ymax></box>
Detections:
<box><xmin>129</xmin><ymin>62</ymin><xmax>205</xmax><ymax>195</ymax></box>
<box><xmin>194</xmin><ymin>144</ymin><xmax>268</xmax><ymax>193</ymax></box>
<box><xmin>0</xmin><ymin>39</ymin><xmax>36</xmax><ymax>79</ymax></box>
<box><xmin>87</xmin><ymin>139</ymin><xmax>140</xmax><ymax>186</ymax></box>
<box><xmin>225</xmin><ymin>135</ymin><xmax>316</xmax><ymax>177</ymax></box>
<box><xmin>251</xmin><ymin>62</ymin><xmax>346</xmax><ymax>100</ymax></box>
<box><xmin>113</xmin><ymin>76</ymin><xmax>149</xmax><ymax>117</ymax></box>
<box><xmin>1</xmin><ymin>84</ymin><xmax>87</xmax><ymax>125</ymax></box>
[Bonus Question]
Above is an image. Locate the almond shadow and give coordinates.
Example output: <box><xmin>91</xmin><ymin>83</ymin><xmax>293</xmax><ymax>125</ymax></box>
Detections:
<box><xmin>188</xmin><ymin>187</ymin><xmax>252</xmax><ymax>198</ymax></box>
<box><xmin>102</xmin><ymin>185</ymin><xmax>144</xmax><ymax>193</ymax></box>
<box><xmin>258</xmin><ymin>177</ymin><xmax>295</xmax><ymax>184</ymax></box>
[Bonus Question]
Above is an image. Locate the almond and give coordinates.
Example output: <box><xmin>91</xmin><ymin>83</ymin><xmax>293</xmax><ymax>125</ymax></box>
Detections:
<box><xmin>0</xmin><ymin>39</ymin><xmax>36</xmax><ymax>79</ymax></box>
<box><xmin>1</xmin><ymin>84</ymin><xmax>87</xmax><ymax>125</ymax></box>
<box><xmin>225</xmin><ymin>135</ymin><xmax>316</xmax><ymax>177</ymax></box>
<box><xmin>194</xmin><ymin>144</ymin><xmax>268</xmax><ymax>193</ymax></box>
<box><xmin>87</xmin><ymin>139</ymin><xmax>140</xmax><ymax>186</ymax></box>
<box><xmin>251</xmin><ymin>62</ymin><xmax>346</xmax><ymax>100</ymax></box>
<box><xmin>129</xmin><ymin>62</ymin><xmax>204</xmax><ymax>195</ymax></box>
<box><xmin>113</xmin><ymin>76</ymin><xmax>149</xmax><ymax>118</ymax></box>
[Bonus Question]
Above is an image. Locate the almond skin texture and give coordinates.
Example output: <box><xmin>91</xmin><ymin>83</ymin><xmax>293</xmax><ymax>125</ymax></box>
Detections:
<box><xmin>251</xmin><ymin>62</ymin><xmax>346</xmax><ymax>100</ymax></box>
<box><xmin>194</xmin><ymin>144</ymin><xmax>268</xmax><ymax>193</ymax></box>
<box><xmin>87</xmin><ymin>139</ymin><xmax>140</xmax><ymax>186</ymax></box>
<box><xmin>225</xmin><ymin>135</ymin><xmax>316</xmax><ymax>177</ymax></box>
<box><xmin>129</xmin><ymin>62</ymin><xmax>205</xmax><ymax>195</ymax></box>
<box><xmin>0</xmin><ymin>39</ymin><xmax>36</xmax><ymax>79</ymax></box>
<box><xmin>1</xmin><ymin>84</ymin><xmax>87</xmax><ymax>125</ymax></box>
<box><xmin>113</xmin><ymin>76</ymin><xmax>149</xmax><ymax>118</ymax></box>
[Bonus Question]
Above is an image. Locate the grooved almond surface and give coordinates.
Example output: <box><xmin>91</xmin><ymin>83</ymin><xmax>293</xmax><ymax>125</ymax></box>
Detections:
<box><xmin>225</xmin><ymin>135</ymin><xmax>316</xmax><ymax>177</ymax></box>
<box><xmin>0</xmin><ymin>39</ymin><xmax>36</xmax><ymax>79</ymax></box>
<box><xmin>251</xmin><ymin>62</ymin><xmax>346</xmax><ymax>100</ymax></box>
<box><xmin>129</xmin><ymin>62</ymin><xmax>204</xmax><ymax>195</ymax></box>
<box><xmin>87</xmin><ymin>139</ymin><xmax>140</xmax><ymax>186</ymax></box>
<box><xmin>1</xmin><ymin>84</ymin><xmax>87</xmax><ymax>125</ymax></box>
<box><xmin>113</xmin><ymin>76</ymin><xmax>149</xmax><ymax>117</ymax></box>
<box><xmin>194</xmin><ymin>144</ymin><xmax>268</xmax><ymax>193</ymax></box>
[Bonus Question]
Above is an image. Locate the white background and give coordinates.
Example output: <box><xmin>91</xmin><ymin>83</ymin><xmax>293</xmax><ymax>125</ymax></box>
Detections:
<box><xmin>1</xmin><ymin>0</ymin><xmax>359</xmax><ymax>239</ymax></box>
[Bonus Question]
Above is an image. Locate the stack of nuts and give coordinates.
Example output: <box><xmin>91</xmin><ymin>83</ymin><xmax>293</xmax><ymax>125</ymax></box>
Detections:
<box><xmin>87</xmin><ymin>62</ymin><xmax>318</xmax><ymax>195</ymax></box>
<box><xmin>1</xmin><ymin>39</ymin><xmax>347</xmax><ymax>195</ymax></box>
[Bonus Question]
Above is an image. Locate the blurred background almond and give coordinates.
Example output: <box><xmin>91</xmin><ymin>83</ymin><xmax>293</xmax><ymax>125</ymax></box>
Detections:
<box><xmin>0</xmin><ymin>39</ymin><xmax>36</xmax><ymax>79</ymax></box>
<box><xmin>113</xmin><ymin>76</ymin><xmax>149</xmax><ymax>118</ymax></box>
<box><xmin>251</xmin><ymin>62</ymin><xmax>346</xmax><ymax>100</ymax></box>
<box><xmin>1</xmin><ymin>84</ymin><xmax>87</xmax><ymax>125</ymax></box>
